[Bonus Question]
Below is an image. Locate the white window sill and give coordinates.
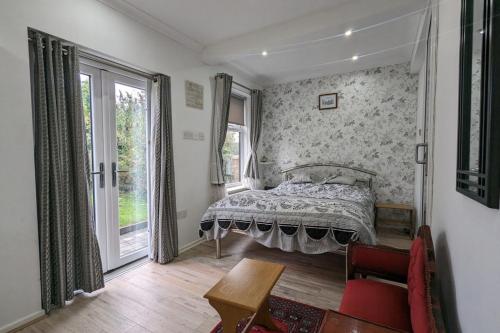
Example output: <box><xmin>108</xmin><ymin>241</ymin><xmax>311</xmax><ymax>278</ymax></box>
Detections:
<box><xmin>227</xmin><ymin>185</ymin><xmax>250</xmax><ymax>195</ymax></box>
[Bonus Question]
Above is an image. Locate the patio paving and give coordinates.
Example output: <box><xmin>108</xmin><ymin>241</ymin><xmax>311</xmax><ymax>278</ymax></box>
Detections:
<box><xmin>120</xmin><ymin>228</ymin><xmax>148</xmax><ymax>257</ymax></box>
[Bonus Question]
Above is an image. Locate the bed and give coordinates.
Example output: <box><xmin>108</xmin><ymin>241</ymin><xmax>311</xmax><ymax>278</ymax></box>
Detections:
<box><xmin>199</xmin><ymin>163</ymin><xmax>378</xmax><ymax>258</ymax></box>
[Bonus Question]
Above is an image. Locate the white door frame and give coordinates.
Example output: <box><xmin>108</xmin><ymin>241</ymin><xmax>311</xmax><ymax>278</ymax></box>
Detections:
<box><xmin>410</xmin><ymin>0</ymin><xmax>439</xmax><ymax>227</ymax></box>
<box><xmin>424</xmin><ymin>1</ymin><xmax>439</xmax><ymax>226</ymax></box>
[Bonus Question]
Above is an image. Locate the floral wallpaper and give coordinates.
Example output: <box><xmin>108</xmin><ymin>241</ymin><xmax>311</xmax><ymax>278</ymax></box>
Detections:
<box><xmin>259</xmin><ymin>63</ymin><xmax>418</xmax><ymax>204</ymax></box>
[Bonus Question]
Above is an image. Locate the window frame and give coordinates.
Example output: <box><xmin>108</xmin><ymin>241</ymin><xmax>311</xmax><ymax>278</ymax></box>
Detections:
<box><xmin>224</xmin><ymin>88</ymin><xmax>251</xmax><ymax>189</ymax></box>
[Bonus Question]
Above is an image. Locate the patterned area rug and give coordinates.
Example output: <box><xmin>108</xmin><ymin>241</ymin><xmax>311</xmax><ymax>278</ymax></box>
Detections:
<box><xmin>210</xmin><ymin>295</ymin><xmax>326</xmax><ymax>333</ymax></box>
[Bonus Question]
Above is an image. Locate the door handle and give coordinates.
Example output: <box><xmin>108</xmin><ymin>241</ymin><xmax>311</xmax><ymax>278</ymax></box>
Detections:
<box><xmin>415</xmin><ymin>143</ymin><xmax>428</xmax><ymax>165</ymax></box>
<box><xmin>112</xmin><ymin>162</ymin><xmax>129</xmax><ymax>187</ymax></box>
<box><xmin>90</xmin><ymin>162</ymin><xmax>105</xmax><ymax>188</ymax></box>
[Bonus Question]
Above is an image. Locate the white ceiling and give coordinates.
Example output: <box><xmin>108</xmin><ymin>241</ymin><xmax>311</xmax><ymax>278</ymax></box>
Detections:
<box><xmin>99</xmin><ymin>0</ymin><xmax>428</xmax><ymax>85</ymax></box>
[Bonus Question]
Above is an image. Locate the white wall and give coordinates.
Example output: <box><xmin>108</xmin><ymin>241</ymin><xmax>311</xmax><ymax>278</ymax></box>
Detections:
<box><xmin>0</xmin><ymin>0</ymin><xmax>257</xmax><ymax>330</ymax></box>
<box><xmin>431</xmin><ymin>0</ymin><xmax>500</xmax><ymax>332</ymax></box>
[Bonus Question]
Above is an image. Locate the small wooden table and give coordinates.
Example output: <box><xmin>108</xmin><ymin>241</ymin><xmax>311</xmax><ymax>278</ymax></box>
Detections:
<box><xmin>204</xmin><ymin>258</ymin><xmax>285</xmax><ymax>333</ymax></box>
<box><xmin>374</xmin><ymin>202</ymin><xmax>415</xmax><ymax>239</ymax></box>
<box><xmin>320</xmin><ymin>310</ymin><xmax>403</xmax><ymax>333</ymax></box>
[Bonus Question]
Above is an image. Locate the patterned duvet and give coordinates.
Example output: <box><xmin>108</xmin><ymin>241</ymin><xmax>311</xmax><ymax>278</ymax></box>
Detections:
<box><xmin>199</xmin><ymin>182</ymin><xmax>377</xmax><ymax>254</ymax></box>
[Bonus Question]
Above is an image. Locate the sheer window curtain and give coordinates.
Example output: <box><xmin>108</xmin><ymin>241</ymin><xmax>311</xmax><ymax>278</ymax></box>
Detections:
<box><xmin>210</xmin><ymin>73</ymin><xmax>233</xmax><ymax>202</ymax></box>
<box><xmin>244</xmin><ymin>89</ymin><xmax>263</xmax><ymax>190</ymax></box>
<box><xmin>150</xmin><ymin>75</ymin><xmax>178</xmax><ymax>264</ymax></box>
<box><xmin>29</xmin><ymin>30</ymin><xmax>104</xmax><ymax>313</ymax></box>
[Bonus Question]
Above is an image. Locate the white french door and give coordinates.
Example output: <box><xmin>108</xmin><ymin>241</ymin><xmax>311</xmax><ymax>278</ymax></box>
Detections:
<box><xmin>80</xmin><ymin>61</ymin><xmax>151</xmax><ymax>272</ymax></box>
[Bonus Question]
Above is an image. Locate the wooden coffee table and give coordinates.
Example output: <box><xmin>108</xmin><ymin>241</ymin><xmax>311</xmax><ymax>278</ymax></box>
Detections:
<box><xmin>204</xmin><ymin>258</ymin><xmax>285</xmax><ymax>333</ymax></box>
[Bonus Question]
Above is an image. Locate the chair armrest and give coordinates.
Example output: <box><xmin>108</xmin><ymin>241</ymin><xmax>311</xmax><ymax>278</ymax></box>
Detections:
<box><xmin>347</xmin><ymin>242</ymin><xmax>410</xmax><ymax>283</ymax></box>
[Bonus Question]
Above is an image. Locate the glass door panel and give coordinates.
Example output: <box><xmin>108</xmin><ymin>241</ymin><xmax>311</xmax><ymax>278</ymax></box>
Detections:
<box><xmin>80</xmin><ymin>64</ymin><xmax>108</xmax><ymax>271</ymax></box>
<box><xmin>81</xmin><ymin>61</ymin><xmax>150</xmax><ymax>272</ymax></box>
<box><xmin>114</xmin><ymin>82</ymin><xmax>149</xmax><ymax>258</ymax></box>
<box><xmin>81</xmin><ymin>73</ymin><xmax>94</xmax><ymax>206</ymax></box>
<box><xmin>106</xmin><ymin>72</ymin><xmax>149</xmax><ymax>269</ymax></box>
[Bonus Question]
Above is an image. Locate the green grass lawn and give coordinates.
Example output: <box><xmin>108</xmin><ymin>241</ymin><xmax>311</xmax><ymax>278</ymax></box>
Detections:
<box><xmin>119</xmin><ymin>192</ymin><xmax>147</xmax><ymax>227</ymax></box>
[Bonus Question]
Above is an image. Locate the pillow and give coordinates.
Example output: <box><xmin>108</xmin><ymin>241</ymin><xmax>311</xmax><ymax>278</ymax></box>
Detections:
<box><xmin>289</xmin><ymin>173</ymin><xmax>313</xmax><ymax>184</ymax></box>
<box><xmin>323</xmin><ymin>175</ymin><xmax>356</xmax><ymax>185</ymax></box>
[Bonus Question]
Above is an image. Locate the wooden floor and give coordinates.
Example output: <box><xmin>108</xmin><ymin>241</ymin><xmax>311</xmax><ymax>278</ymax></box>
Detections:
<box><xmin>19</xmin><ymin>231</ymin><xmax>410</xmax><ymax>333</ymax></box>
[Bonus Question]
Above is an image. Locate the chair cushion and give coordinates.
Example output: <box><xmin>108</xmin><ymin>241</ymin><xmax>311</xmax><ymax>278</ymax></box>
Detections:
<box><xmin>408</xmin><ymin>238</ymin><xmax>423</xmax><ymax>301</ymax></box>
<box><xmin>408</xmin><ymin>237</ymin><xmax>432</xmax><ymax>333</ymax></box>
<box><xmin>339</xmin><ymin>279</ymin><xmax>411</xmax><ymax>332</ymax></box>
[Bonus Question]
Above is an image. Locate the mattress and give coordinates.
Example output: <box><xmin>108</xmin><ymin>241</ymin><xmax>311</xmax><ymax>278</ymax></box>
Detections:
<box><xmin>199</xmin><ymin>181</ymin><xmax>377</xmax><ymax>254</ymax></box>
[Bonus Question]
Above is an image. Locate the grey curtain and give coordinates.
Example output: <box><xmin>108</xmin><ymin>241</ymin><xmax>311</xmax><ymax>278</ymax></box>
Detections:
<box><xmin>210</xmin><ymin>73</ymin><xmax>233</xmax><ymax>201</ymax></box>
<box><xmin>150</xmin><ymin>75</ymin><xmax>178</xmax><ymax>264</ymax></box>
<box><xmin>244</xmin><ymin>90</ymin><xmax>263</xmax><ymax>180</ymax></box>
<box><xmin>29</xmin><ymin>31</ymin><xmax>104</xmax><ymax>313</ymax></box>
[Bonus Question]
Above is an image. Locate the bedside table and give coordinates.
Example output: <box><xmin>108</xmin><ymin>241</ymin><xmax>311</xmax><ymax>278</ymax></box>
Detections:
<box><xmin>374</xmin><ymin>203</ymin><xmax>415</xmax><ymax>239</ymax></box>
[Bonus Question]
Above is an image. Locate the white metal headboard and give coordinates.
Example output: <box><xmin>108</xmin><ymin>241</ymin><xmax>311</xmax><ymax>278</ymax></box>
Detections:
<box><xmin>280</xmin><ymin>163</ymin><xmax>377</xmax><ymax>189</ymax></box>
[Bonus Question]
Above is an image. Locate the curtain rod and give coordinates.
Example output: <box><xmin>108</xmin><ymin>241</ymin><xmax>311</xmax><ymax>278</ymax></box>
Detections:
<box><xmin>233</xmin><ymin>81</ymin><xmax>253</xmax><ymax>92</ymax></box>
<box><xmin>79</xmin><ymin>51</ymin><xmax>156</xmax><ymax>81</ymax></box>
<box><xmin>28</xmin><ymin>36</ymin><xmax>157</xmax><ymax>81</ymax></box>
<box><xmin>217</xmin><ymin>73</ymin><xmax>254</xmax><ymax>92</ymax></box>
<box><xmin>28</xmin><ymin>36</ymin><xmax>69</xmax><ymax>55</ymax></box>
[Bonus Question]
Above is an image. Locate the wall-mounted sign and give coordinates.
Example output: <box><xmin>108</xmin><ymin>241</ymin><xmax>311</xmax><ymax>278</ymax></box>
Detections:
<box><xmin>185</xmin><ymin>80</ymin><xmax>204</xmax><ymax>109</ymax></box>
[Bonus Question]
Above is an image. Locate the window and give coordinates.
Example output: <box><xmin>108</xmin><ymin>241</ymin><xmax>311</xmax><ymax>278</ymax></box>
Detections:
<box><xmin>223</xmin><ymin>93</ymin><xmax>248</xmax><ymax>187</ymax></box>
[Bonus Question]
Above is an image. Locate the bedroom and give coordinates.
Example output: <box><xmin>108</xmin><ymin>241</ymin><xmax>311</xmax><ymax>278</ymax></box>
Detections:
<box><xmin>1</xmin><ymin>0</ymin><xmax>499</xmax><ymax>332</ymax></box>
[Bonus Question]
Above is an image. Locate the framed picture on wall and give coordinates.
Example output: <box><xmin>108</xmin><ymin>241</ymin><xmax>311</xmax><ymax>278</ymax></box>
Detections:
<box><xmin>319</xmin><ymin>93</ymin><xmax>338</xmax><ymax>110</ymax></box>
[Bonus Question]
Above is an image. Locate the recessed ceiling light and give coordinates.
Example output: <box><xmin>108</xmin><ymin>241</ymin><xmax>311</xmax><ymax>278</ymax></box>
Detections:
<box><xmin>352</xmin><ymin>55</ymin><xmax>359</xmax><ymax>61</ymax></box>
<box><xmin>345</xmin><ymin>29</ymin><xmax>353</xmax><ymax>37</ymax></box>
<box><xmin>261</xmin><ymin>50</ymin><xmax>268</xmax><ymax>57</ymax></box>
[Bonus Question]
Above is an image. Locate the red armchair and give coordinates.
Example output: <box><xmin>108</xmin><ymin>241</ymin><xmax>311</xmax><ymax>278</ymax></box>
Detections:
<box><xmin>340</xmin><ymin>226</ymin><xmax>446</xmax><ymax>333</ymax></box>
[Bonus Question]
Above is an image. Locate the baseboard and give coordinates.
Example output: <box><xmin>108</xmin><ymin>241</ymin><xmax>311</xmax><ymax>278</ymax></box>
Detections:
<box><xmin>1</xmin><ymin>310</ymin><xmax>45</xmax><ymax>333</ymax></box>
<box><xmin>1</xmin><ymin>240</ymin><xmax>205</xmax><ymax>333</ymax></box>
<box><xmin>179</xmin><ymin>238</ymin><xmax>206</xmax><ymax>254</ymax></box>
